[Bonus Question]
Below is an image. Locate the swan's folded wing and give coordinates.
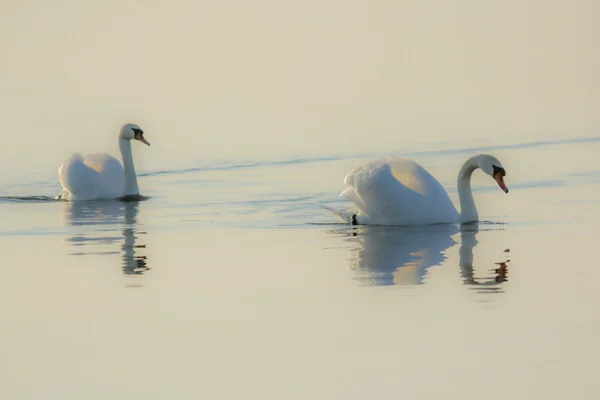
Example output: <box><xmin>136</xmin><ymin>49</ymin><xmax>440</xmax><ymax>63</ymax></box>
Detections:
<box><xmin>58</xmin><ymin>153</ymin><xmax>102</xmax><ymax>199</ymax></box>
<box><xmin>83</xmin><ymin>153</ymin><xmax>125</xmax><ymax>199</ymax></box>
<box><xmin>83</xmin><ymin>153</ymin><xmax>123</xmax><ymax>176</ymax></box>
<box><xmin>342</xmin><ymin>160</ymin><xmax>423</xmax><ymax>221</ymax></box>
<box><xmin>340</xmin><ymin>157</ymin><xmax>458</xmax><ymax>225</ymax></box>
<box><xmin>58</xmin><ymin>153</ymin><xmax>125</xmax><ymax>200</ymax></box>
<box><xmin>384</xmin><ymin>157</ymin><xmax>452</xmax><ymax>199</ymax></box>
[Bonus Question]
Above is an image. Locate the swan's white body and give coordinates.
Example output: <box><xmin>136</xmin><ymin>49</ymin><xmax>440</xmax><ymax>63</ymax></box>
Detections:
<box><xmin>339</xmin><ymin>154</ymin><xmax>508</xmax><ymax>226</ymax></box>
<box><xmin>57</xmin><ymin>124</ymin><xmax>149</xmax><ymax>201</ymax></box>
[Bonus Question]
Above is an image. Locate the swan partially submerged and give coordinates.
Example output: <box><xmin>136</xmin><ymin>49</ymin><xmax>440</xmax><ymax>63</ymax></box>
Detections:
<box><xmin>56</xmin><ymin>123</ymin><xmax>150</xmax><ymax>201</ymax></box>
<box><xmin>338</xmin><ymin>154</ymin><xmax>508</xmax><ymax>226</ymax></box>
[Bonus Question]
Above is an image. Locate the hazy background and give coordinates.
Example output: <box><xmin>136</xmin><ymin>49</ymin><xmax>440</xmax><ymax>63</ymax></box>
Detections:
<box><xmin>1</xmin><ymin>0</ymin><xmax>598</xmax><ymax>180</ymax></box>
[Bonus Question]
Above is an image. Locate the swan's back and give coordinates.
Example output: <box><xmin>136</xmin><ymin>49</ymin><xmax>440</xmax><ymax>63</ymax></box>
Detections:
<box><xmin>340</xmin><ymin>157</ymin><xmax>458</xmax><ymax>225</ymax></box>
<box><xmin>58</xmin><ymin>153</ymin><xmax>125</xmax><ymax>201</ymax></box>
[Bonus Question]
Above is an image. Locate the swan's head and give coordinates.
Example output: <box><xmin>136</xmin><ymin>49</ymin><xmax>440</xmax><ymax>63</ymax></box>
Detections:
<box><xmin>120</xmin><ymin>123</ymin><xmax>150</xmax><ymax>146</ymax></box>
<box><xmin>478</xmin><ymin>154</ymin><xmax>508</xmax><ymax>193</ymax></box>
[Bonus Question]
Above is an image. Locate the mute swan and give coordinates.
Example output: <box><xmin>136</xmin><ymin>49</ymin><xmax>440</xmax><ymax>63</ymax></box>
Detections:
<box><xmin>56</xmin><ymin>123</ymin><xmax>150</xmax><ymax>201</ymax></box>
<box><xmin>338</xmin><ymin>154</ymin><xmax>508</xmax><ymax>226</ymax></box>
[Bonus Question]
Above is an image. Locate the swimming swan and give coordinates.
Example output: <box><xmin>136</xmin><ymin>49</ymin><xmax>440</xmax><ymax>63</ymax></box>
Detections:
<box><xmin>338</xmin><ymin>154</ymin><xmax>508</xmax><ymax>226</ymax></box>
<box><xmin>56</xmin><ymin>123</ymin><xmax>150</xmax><ymax>201</ymax></box>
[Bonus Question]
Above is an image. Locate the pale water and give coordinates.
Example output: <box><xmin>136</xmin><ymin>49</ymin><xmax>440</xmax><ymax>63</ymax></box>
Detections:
<box><xmin>2</xmin><ymin>137</ymin><xmax>600</xmax><ymax>399</ymax></box>
<box><xmin>2</xmin><ymin>2</ymin><xmax>600</xmax><ymax>399</ymax></box>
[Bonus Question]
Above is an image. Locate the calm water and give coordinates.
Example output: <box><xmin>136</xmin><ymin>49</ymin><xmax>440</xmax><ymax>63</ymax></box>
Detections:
<box><xmin>1</xmin><ymin>137</ymin><xmax>600</xmax><ymax>399</ymax></box>
<box><xmin>2</xmin><ymin>1</ymin><xmax>600</xmax><ymax>399</ymax></box>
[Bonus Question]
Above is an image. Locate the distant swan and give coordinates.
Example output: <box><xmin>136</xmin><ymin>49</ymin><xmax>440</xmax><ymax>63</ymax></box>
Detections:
<box><xmin>337</xmin><ymin>154</ymin><xmax>508</xmax><ymax>226</ymax></box>
<box><xmin>56</xmin><ymin>123</ymin><xmax>150</xmax><ymax>201</ymax></box>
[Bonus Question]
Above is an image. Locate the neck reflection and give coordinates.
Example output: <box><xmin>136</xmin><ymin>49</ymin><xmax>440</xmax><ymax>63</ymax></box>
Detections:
<box><xmin>459</xmin><ymin>223</ymin><xmax>510</xmax><ymax>292</ymax></box>
<box><xmin>121</xmin><ymin>201</ymin><xmax>149</xmax><ymax>276</ymax></box>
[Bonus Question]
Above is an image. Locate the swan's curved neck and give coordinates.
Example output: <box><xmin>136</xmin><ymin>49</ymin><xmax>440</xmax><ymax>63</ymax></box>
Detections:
<box><xmin>457</xmin><ymin>155</ymin><xmax>481</xmax><ymax>224</ymax></box>
<box><xmin>119</xmin><ymin>139</ymin><xmax>139</xmax><ymax>196</ymax></box>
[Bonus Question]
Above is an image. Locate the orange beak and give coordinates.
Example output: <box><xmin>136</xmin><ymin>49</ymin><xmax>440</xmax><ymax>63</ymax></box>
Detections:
<box><xmin>135</xmin><ymin>132</ymin><xmax>150</xmax><ymax>146</ymax></box>
<box><xmin>494</xmin><ymin>172</ymin><xmax>509</xmax><ymax>193</ymax></box>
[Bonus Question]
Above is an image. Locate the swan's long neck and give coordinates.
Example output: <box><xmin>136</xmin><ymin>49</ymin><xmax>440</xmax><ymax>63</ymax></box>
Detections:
<box><xmin>457</xmin><ymin>156</ymin><xmax>481</xmax><ymax>224</ymax></box>
<box><xmin>119</xmin><ymin>138</ymin><xmax>139</xmax><ymax>196</ymax></box>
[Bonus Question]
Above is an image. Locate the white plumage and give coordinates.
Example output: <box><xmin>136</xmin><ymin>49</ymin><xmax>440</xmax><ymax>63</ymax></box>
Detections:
<box><xmin>337</xmin><ymin>154</ymin><xmax>508</xmax><ymax>226</ymax></box>
<box><xmin>58</xmin><ymin>153</ymin><xmax>125</xmax><ymax>201</ymax></box>
<box><xmin>57</xmin><ymin>123</ymin><xmax>150</xmax><ymax>201</ymax></box>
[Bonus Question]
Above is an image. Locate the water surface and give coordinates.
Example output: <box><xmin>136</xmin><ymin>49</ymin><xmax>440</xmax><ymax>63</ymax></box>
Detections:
<box><xmin>2</xmin><ymin>136</ymin><xmax>599</xmax><ymax>399</ymax></box>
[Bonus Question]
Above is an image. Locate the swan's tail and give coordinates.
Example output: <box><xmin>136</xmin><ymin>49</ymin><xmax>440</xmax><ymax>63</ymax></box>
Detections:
<box><xmin>321</xmin><ymin>205</ymin><xmax>356</xmax><ymax>224</ymax></box>
<box><xmin>58</xmin><ymin>153</ymin><xmax>86</xmax><ymax>197</ymax></box>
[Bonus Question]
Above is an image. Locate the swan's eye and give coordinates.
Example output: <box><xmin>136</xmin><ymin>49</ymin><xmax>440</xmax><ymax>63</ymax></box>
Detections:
<box><xmin>132</xmin><ymin>128</ymin><xmax>144</xmax><ymax>136</ymax></box>
<box><xmin>492</xmin><ymin>165</ymin><xmax>506</xmax><ymax>177</ymax></box>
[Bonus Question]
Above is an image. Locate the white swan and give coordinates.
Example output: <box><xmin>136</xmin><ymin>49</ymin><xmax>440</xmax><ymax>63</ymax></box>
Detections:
<box><xmin>56</xmin><ymin>123</ymin><xmax>150</xmax><ymax>201</ymax></box>
<box><xmin>338</xmin><ymin>154</ymin><xmax>508</xmax><ymax>226</ymax></box>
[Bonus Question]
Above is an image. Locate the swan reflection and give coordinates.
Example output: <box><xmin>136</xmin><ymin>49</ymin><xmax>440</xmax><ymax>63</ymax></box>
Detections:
<box><xmin>62</xmin><ymin>200</ymin><xmax>150</xmax><ymax>277</ymax></box>
<box><xmin>335</xmin><ymin>222</ymin><xmax>510</xmax><ymax>289</ymax></box>
<box><xmin>341</xmin><ymin>224</ymin><xmax>458</xmax><ymax>285</ymax></box>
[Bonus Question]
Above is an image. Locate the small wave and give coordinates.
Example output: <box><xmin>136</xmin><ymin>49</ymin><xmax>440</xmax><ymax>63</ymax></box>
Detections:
<box><xmin>0</xmin><ymin>195</ymin><xmax>151</xmax><ymax>203</ymax></box>
<box><xmin>118</xmin><ymin>195</ymin><xmax>151</xmax><ymax>202</ymax></box>
<box><xmin>138</xmin><ymin>155</ymin><xmax>349</xmax><ymax>178</ymax></box>
<box><xmin>408</xmin><ymin>136</ymin><xmax>600</xmax><ymax>159</ymax></box>
<box><xmin>137</xmin><ymin>135</ymin><xmax>600</xmax><ymax>178</ymax></box>
<box><xmin>312</xmin><ymin>208</ymin><xmax>508</xmax><ymax>229</ymax></box>
<box><xmin>0</xmin><ymin>196</ymin><xmax>58</xmax><ymax>203</ymax></box>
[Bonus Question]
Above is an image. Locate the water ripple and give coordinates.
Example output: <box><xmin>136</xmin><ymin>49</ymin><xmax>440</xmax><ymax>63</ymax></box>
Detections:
<box><xmin>138</xmin><ymin>135</ymin><xmax>600</xmax><ymax>177</ymax></box>
<box><xmin>0</xmin><ymin>196</ymin><xmax>57</xmax><ymax>203</ymax></box>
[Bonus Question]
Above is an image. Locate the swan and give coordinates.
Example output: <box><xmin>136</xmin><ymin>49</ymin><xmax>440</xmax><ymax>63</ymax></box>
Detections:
<box><xmin>56</xmin><ymin>123</ymin><xmax>150</xmax><ymax>201</ymax></box>
<box><xmin>337</xmin><ymin>154</ymin><xmax>508</xmax><ymax>226</ymax></box>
